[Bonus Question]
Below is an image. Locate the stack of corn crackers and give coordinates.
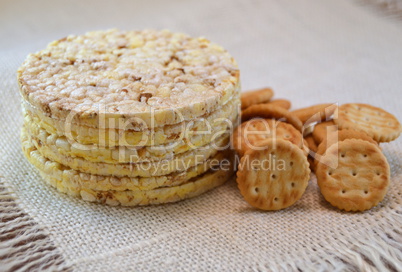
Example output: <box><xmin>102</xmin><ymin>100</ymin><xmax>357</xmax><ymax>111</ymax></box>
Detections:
<box><xmin>18</xmin><ymin>29</ymin><xmax>240</xmax><ymax>206</ymax></box>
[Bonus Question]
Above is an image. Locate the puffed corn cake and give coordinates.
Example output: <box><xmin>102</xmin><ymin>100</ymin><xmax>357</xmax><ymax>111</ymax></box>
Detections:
<box><xmin>18</xmin><ymin>29</ymin><xmax>240</xmax><ymax>206</ymax></box>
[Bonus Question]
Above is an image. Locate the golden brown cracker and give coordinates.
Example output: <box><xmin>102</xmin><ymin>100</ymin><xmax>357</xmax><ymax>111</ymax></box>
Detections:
<box><xmin>304</xmin><ymin>136</ymin><xmax>318</xmax><ymax>172</ymax></box>
<box><xmin>304</xmin><ymin>135</ymin><xmax>318</xmax><ymax>154</ymax></box>
<box><xmin>232</xmin><ymin>119</ymin><xmax>303</xmax><ymax>157</ymax></box>
<box><xmin>315</xmin><ymin>129</ymin><xmax>378</xmax><ymax>166</ymax></box>
<box><xmin>335</xmin><ymin>103</ymin><xmax>401</xmax><ymax>142</ymax></box>
<box><xmin>266</xmin><ymin>99</ymin><xmax>291</xmax><ymax>110</ymax></box>
<box><xmin>292</xmin><ymin>103</ymin><xmax>337</xmax><ymax>124</ymax></box>
<box><xmin>241</xmin><ymin>104</ymin><xmax>303</xmax><ymax>131</ymax></box>
<box><xmin>307</xmin><ymin>156</ymin><xmax>316</xmax><ymax>173</ymax></box>
<box><xmin>236</xmin><ymin>139</ymin><xmax>310</xmax><ymax>210</ymax></box>
<box><xmin>241</xmin><ymin>88</ymin><xmax>274</xmax><ymax>110</ymax></box>
<box><xmin>316</xmin><ymin>139</ymin><xmax>390</xmax><ymax>212</ymax></box>
<box><xmin>312</xmin><ymin>121</ymin><xmax>338</xmax><ymax>145</ymax></box>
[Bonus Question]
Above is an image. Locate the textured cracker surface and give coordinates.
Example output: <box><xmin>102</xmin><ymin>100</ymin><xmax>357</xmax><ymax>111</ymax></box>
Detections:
<box><xmin>335</xmin><ymin>103</ymin><xmax>401</xmax><ymax>142</ymax></box>
<box><xmin>23</xmin><ymin>97</ymin><xmax>239</xmax><ymax>146</ymax></box>
<box><xmin>25</xmin><ymin>119</ymin><xmax>230</xmax><ymax>166</ymax></box>
<box><xmin>241</xmin><ymin>104</ymin><xmax>303</xmax><ymax>131</ymax></box>
<box><xmin>292</xmin><ymin>103</ymin><xmax>337</xmax><ymax>123</ymax></box>
<box><xmin>24</xmin><ymin>113</ymin><xmax>235</xmax><ymax>164</ymax></box>
<box><xmin>22</xmin><ymin>129</ymin><xmax>234</xmax><ymax>195</ymax></box>
<box><xmin>232</xmin><ymin>119</ymin><xmax>303</xmax><ymax>156</ymax></box>
<box><xmin>316</xmin><ymin>139</ymin><xmax>390</xmax><ymax>211</ymax></box>
<box><xmin>315</xmin><ymin>129</ymin><xmax>378</xmax><ymax>160</ymax></box>
<box><xmin>26</xmin><ymin>132</ymin><xmax>227</xmax><ymax>180</ymax></box>
<box><xmin>312</xmin><ymin>120</ymin><xmax>337</xmax><ymax>144</ymax></box>
<box><xmin>240</xmin><ymin>88</ymin><xmax>273</xmax><ymax>110</ymax></box>
<box><xmin>18</xmin><ymin>29</ymin><xmax>240</xmax><ymax>128</ymax></box>
<box><xmin>39</xmin><ymin>167</ymin><xmax>233</xmax><ymax>206</ymax></box>
<box><xmin>236</xmin><ymin>139</ymin><xmax>310</xmax><ymax>210</ymax></box>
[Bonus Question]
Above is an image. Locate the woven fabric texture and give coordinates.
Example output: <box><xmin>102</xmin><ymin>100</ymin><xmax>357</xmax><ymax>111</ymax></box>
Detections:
<box><xmin>1</xmin><ymin>0</ymin><xmax>402</xmax><ymax>271</ymax></box>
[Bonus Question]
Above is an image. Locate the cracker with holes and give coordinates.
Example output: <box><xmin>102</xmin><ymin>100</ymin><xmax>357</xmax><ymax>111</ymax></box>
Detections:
<box><xmin>241</xmin><ymin>88</ymin><xmax>274</xmax><ymax>110</ymax></box>
<box><xmin>315</xmin><ymin>129</ymin><xmax>377</xmax><ymax>160</ymax></box>
<box><xmin>335</xmin><ymin>103</ymin><xmax>401</xmax><ymax>142</ymax></box>
<box><xmin>232</xmin><ymin>119</ymin><xmax>303</xmax><ymax>157</ymax></box>
<box><xmin>236</xmin><ymin>139</ymin><xmax>310</xmax><ymax>210</ymax></box>
<box><xmin>241</xmin><ymin>104</ymin><xmax>303</xmax><ymax>131</ymax></box>
<box><xmin>316</xmin><ymin>139</ymin><xmax>390</xmax><ymax>212</ymax></box>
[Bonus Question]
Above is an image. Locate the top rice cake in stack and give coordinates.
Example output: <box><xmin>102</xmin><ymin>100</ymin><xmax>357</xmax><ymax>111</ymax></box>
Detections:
<box><xmin>18</xmin><ymin>29</ymin><xmax>240</xmax><ymax>206</ymax></box>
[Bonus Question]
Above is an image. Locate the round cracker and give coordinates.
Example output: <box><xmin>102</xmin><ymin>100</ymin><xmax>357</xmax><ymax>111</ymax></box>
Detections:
<box><xmin>241</xmin><ymin>104</ymin><xmax>303</xmax><ymax>131</ymax></box>
<box><xmin>236</xmin><ymin>139</ymin><xmax>310</xmax><ymax>210</ymax></box>
<box><xmin>22</xmin><ymin>131</ymin><xmax>235</xmax><ymax>204</ymax></box>
<box><xmin>316</xmin><ymin>139</ymin><xmax>390</xmax><ymax>212</ymax></box>
<box><xmin>38</xmin><ymin>166</ymin><xmax>234</xmax><ymax>206</ymax></box>
<box><xmin>246</xmin><ymin>99</ymin><xmax>291</xmax><ymax>110</ymax></box>
<box><xmin>24</xmin><ymin>113</ymin><xmax>235</xmax><ymax>165</ymax></box>
<box><xmin>232</xmin><ymin>119</ymin><xmax>303</xmax><ymax>157</ymax></box>
<box><xmin>314</xmin><ymin>129</ymin><xmax>378</xmax><ymax>168</ymax></box>
<box><xmin>266</xmin><ymin>99</ymin><xmax>291</xmax><ymax>110</ymax></box>
<box><xmin>335</xmin><ymin>103</ymin><xmax>401</xmax><ymax>142</ymax></box>
<box><xmin>240</xmin><ymin>88</ymin><xmax>274</xmax><ymax>110</ymax></box>
<box><xmin>312</xmin><ymin>120</ymin><xmax>338</xmax><ymax>145</ymax></box>
<box><xmin>23</xmin><ymin>97</ymin><xmax>239</xmax><ymax>147</ymax></box>
<box><xmin>28</xmin><ymin>133</ymin><xmax>229</xmax><ymax>182</ymax></box>
<box><xmin>316</xmin><ymin>129</ymin><xmax>377</xmax><ymax>157</ymax></box>
<box><xmin>18</xmin><ymin>29</ymin><xmax>240</xmax><ymax>129</ymax></box>
<box><xmin>292</xmin><ymin>103</ymin><xmax>337</xmax><ymax>123</ymax></box>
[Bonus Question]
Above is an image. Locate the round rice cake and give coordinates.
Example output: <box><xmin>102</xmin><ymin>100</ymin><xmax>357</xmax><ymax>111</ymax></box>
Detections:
<box><xmin>27</xmin><ymin>133</ymin><xmax>229</xmax><ymax>179</ymax></box>
<box><xmin>18</xmin><ymin>29</ymin><xmax>240</xmax><ymax>129</ymax></box>
<box><xmin>23</xmin><ymin>97</ymin><xmax>239</xmax><ymax>147</ymax></box>
<box><xmin>24</xmin><ymin>113</ymin><xmax>236</xmax><ymax>164</ymax></box>
<box><xmin>25</xmin><ymin>119</ymin><xmax>230</xmax><ymax>165</ymax></box>
<box><xmin>316</xmin><ymin>139</ymin><xmax>390</xmax><ymax>212</ymax></box>
<box><xmin>236</xmin><ymin>139</ymin><xmax>310</xmax><ymax>210</ymax></box>
<box><xmin>22</xmin><ymin>131</ymin><xmax>234</xmax><ymax>192</ymax></box>
<box><xmin>232</xmin><ymin>119</ymin><xmax>303</xmax><ymax>157</ymax></box>
<box><xmin>38</xmin><ymin>166</ymin><xmax>234</xmax><ymax>206</ymax></box>
<box><xmin>335</xmin><ymin>103</ymin><xmax>401</xmax><ymax>142</ymax></box>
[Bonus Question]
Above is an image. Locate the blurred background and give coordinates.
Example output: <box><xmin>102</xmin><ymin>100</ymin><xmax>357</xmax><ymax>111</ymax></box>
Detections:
<box><xmin>1</xmin><ymin>0</ymin><xmax>401</xmax><ymax>109</ymax></box>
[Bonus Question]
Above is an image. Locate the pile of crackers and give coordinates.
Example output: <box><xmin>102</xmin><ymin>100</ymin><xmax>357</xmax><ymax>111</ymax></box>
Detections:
<box><xmin>17</xmin><ymin>29</ymin><xmax>401</xmax><ymax>211</ymax></box>
<box><xmin>18</xmin><ymin>29</ymin><xmax>240</xmax><ymax>206</ymax></box>
<box><xmin>233</xmin><ymin>88</ymin><xmax>401</xmax><ymax>211</ymax></box>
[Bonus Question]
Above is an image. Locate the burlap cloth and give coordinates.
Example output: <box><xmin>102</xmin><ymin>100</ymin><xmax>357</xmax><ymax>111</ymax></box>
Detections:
<box><xmin>1</xmin><ymin>0</ymin><xmax>402</xmax><ymax>271</ymax></box>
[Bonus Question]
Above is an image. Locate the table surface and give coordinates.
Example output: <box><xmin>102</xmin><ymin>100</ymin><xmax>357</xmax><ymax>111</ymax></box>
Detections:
<box><xmin>1</xmin><ymin>0</ymin><xmax>402</xmax><ymax>271</ymax></box>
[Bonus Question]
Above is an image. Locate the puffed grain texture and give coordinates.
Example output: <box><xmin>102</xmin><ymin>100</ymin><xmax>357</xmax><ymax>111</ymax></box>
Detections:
<box><xmin>18</xmin><ymin>29</ymin><xmax>240</xmax><ymax>129</ymax></box>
